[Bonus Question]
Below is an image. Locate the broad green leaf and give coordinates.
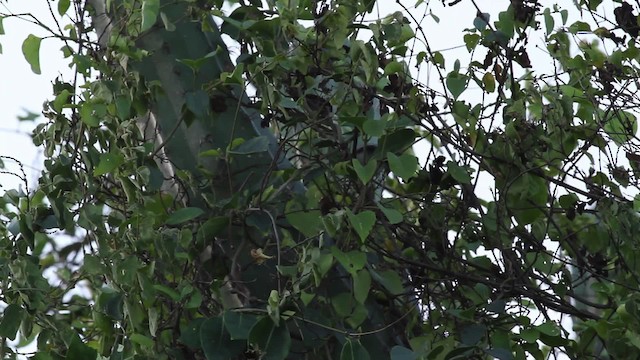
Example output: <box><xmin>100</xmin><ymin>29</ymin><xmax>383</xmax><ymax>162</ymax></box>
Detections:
<box><xmin>58</xmin><ymin>0</ymin><xmax>70</xmax><ymax>15</ymax></box>
<box><xmin>0</xmin><ymin>16</ymin><xmax>4</xmax><ymax>34</ymax></box>
<box><xmin>0</xmin><ymin>304</ymin><xmax>24</xmax><ymax>340</ymax></box>
<box><xmin>130</xmin><ymin>333</ymin><xmax>154</xmax><ymax>348</ymax></box>
<box><xmin>82</xmin><ymin>254</ymin><xmax>106</xmax><ymax>275</ymax></box>
<box><xmin>153</xmin><ymin>285</ymin><xmax>181</xmax><ymax>301</ymax></box>
<box><xmin>80</xmin><ymin>102</ymin><xmax>101</xmax><ymax>127</ymax></box>
<box><xmin>248</xmin><ymin>317</ymin><xmax>291</xmax><ymax>360</ymax></box>
<box><xmin>388</xmin><ymin>153</ymin><xmax>418</xmax><ymax>180</ymax></box>
<box><xmin>446</xmin><ymin>73</ymin><xmax>466</xmax><ymax>100</ymax></box>
<box><xmin>141</xmin><ymin>0</ymin><xmax>160</xmax><ymax>32</ymax></box>
<box><xmin>97</xmin><ymin>290</ymin><xmax>124</xmax><ymax>320</ymax></box>
<box><xmin>200</xmin><ymin>317</ymin><xmax>244</xmax><ymax>360</ymax></box>
<box><xmin>446</xmin><ymin>161</ymin><xmax>471</xmax><ymax>184</ymax></box>
<box><xmin>166</xmin><ymin>207</ymin><xmax>204</xmax><ymax>225</ymax></box>
<box><xmin>331</xmin><ymin>292</ymin><xmax>355</xmax><ymax>318</ymax></box>
<box><xmin>229</xmin><ymin>136</ymin><xmax>269</xmax><ymax>155</ymax></box>
<box><xmin>67</xmin><ymin>337</ymin><xmax>97</xmax><ymax>360</ymax></box>
<box><xmin>377</xmin><ymin>203</ymin><xmax>403</xmax><ymax>224</ymax></box>
<box><xmin>352</xmin><ymin>159</ymin><xmax>377</xmax><ymax>184</ymax></box>
<box><xmin>486</xmin><ymin>348</ymin><xmax>514</xmax><ymax>360</ymax></box>
<box><xmin>223</xmin><ymin>311</ymin><xmax>258</xmax><ymax>340</ymax></box>
<box><xmin>371</xmin><ymin>269</ymin><xmax>404</xmax><ymax>295</ymax></box>
<box><xmin>519</xmin><ymin>329</ymin><xmax>539</xmax><ymax>343</ymax></box>
<box><xmin>461</xmin><ymin>324</ymin><xmax>486</xmax><ymax>345</ymax></box>
<box><xmin>22</xmin><ymin>35</ymin><xmax>42</xmax><ymax>74</ymax></box>
<box><xmin>197</xmin><ymin>217</ymin><xmax>229</xmax><ymax>242</ymax></box>
<box><xmin>340</xmin><ymin>339</ymin><xmax>370</xmax><ymax>360</ymax></box>
<box><xmin>383</xmin><ymin>61</ymin><xmax>404</xmax><ymax>75</ymax></box>
<box><xmin>93</xmin><ymin>152</ymin><xmax>124</xmax><ymax>176</ymax></box>
<box><xmin>286</xmin><ymin>209</ymin><xmax>321</xmax><ymax>238</ymax></box>
<box><xmin>331</xmin><ymin>247</ymin><xmax>367</xmax><ymax>275</ymax></box>
<box><xmin>346</xmin><ymin>209</ymin><xmax>376</xmax><ymax>243</ymax></box>
<box><xmin>626</xmin><ymin>330</ymin><xmax>640</xmax><ymax>350</ymax></box>
<box><xmin>536</xmin><ymin>322</ymin><xmax>561</xmax><ymax>337</ymax></box>
<box><xmin>353</xmin><ymin>269</ymin><xmax>371</xmax><ymax>304</ymax></box>
<box><xmin>181</xmin><ymin>318</ymin><xmax>205</xmax><ymax>350</ymax></box>
<box><xmin>390</xmin><ymin>346</ymin><xmax>417</xmax><ymax>360</ymax></box>
<box><xmin>375</xmin><ymin>129</ymin><xmax>417</xmax><ymax>158</ymax></box>
<box><xmin>363</xmin><ymin>118</ymin><xmax>385</xmax><ymax>136</ymax></box>
<box><xmin>463</xmin><ymin>33</ymin><xmax>481</xmax><ymax>52</ymax></box>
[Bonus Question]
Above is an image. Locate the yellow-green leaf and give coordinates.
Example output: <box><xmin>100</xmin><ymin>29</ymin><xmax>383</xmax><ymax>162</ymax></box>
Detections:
<box><xmin>482</xmin><ymin>72</ymin><xmax>495</xmax><ymax>93</ymax></box>
<box><xmin>22</xmin><ymin>35</ymin><xmax>41</xmax><ymax>74</ymax></box>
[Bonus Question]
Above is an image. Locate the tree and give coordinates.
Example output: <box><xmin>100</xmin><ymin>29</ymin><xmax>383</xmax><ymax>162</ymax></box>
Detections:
<box><xmin>1</xmin><ymin>0</ymin><xmax>640</xmax><ymax>358</ymax></box>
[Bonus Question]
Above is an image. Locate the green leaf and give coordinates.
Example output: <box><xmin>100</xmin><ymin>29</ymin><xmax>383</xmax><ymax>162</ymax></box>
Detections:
<box><xmin>0</xmin><ymin>304</ymin><xmax>24</xmax><ymax>340</ymax></box>
<box><xmin>80</xmin><ymin>102</ymin><xmax>102</xmax><ymax>127</ymax></box>
<box><xmin>543</xmin><ymin>8</ymin><xmax>554</xmax><ymax>36</ymax></box>
<box><xmin>98</xmin><ymin>290</ymin><xmax>124</xmax><ymax>320</ymax></box>
<box><xmin>347</xmin><ymin>209</ymin><xmax>376</xmax><ymax>243</ymax></box>
<box><xmin>340</xmin><ymin>339</ymin><xmax>370</xmax><ymax>360</ymax></box>
<box><xmin>352</xmin><ymin>159</ymin><xmax>377</xmax><ymax>184</ymax></box>
<box><xmin>67</xmin><ymin>337</ymin><xmax>97</xmax><ymax>360</ymax></box>
<box><xmin>363</xmin><ymin>118</ymin><xmax>385</xmax><ymax>137</ymax></box>
<box><xmin>371</xmin><ymin>269</ymin><xmax>404</xmax><ymax>295</ymax></box>
<box><xmin>248</xmin><ymin>317</ymin><xmax>291</xmax><ymax>360</ymax></box>
<box><xmin>391</xmin><ymin>346</ymin><xmax>418</xmax><ymax>360</ymax></box>
<box><xmin>93</xmin><ymin>152</ymin><xmax>125</xmax><ymax>176</ymax></box>
<box><xmin>130</xmin><ymin>333</ymin><xmax>154</xmax><ymax>348</ymax></box>
<box><xmin>353</xmin><ymin>269</ymin><xmax>371</xmax><ymax>304</ymax></box>
<box><xmin>375</xmin><ymin>129</ymin><xmax>417</xmax><ymax>158</ymax></box>
<box><xmin>286</xmin><ymin>209</ymin><xmax>321</xmax><ymax>238</ymax></box>
<box><xmin>331</xmin><ymin>247</ymin><xmax>367</xmax><ymax>275</ymax></box>
<box><xmin>22</xmin><ymin>35</ymin><xmax>41</xmax><ymax>74</ymax></box>
<box><xmin>383</xmin><ymin>60</ymin><xmax>404</xmax><ymax>75</ymax></box>
<box><xmin>519</xmin><ymin>329</ymin><xmax>539</xmax><ymax>343</ymax></box>
<box><xmin>536</xmin><ymin>322</ymin><xmax>561</xmax><ymax>336</ymax></box>
<box><xmin>446</xmin><ymin>161</ymin><xmax>471</xmax><ymax>184</ymax></box>
<box><xmin>82</xmin><ymin>254</ymin><xmax>106</xmax><ymax>275</ymax></box>
<box><xmin>200</xmin><ymin>317</ymin><xmax>244</xmax><ymax>360</ymax></box>
<box><xmin>153</xmin><ymin>284</ymin><xmax>181</xmax><ymax>301</ymax></box>
<box><xmin>58</xmin><ymin>0</ymin><xmax>70</xmax><ymax>15</ymax></box>
<box><xmin>224</xmin><ymin>311</ymin><xmax>258</xmax><ymax>340</ymax></box>
<box><xmin>463</xmin><ymin>33</ymin><xmax>481</xmax><ymax>52</ymax></box>
<box><xmin>603</xmin><ymin>110</ymin><xmax>637</xmax><ymax>145</ymax></box>
<box><xmin>482</xmin><ymin>72</ymin><xmax>495</xmax><ymax>93</ymax></box>
<box><xmin>446</xmin><ymin>73</ymin><xmax>467</xmax><ymax>100</ymax></box>
<box><xmin>377</xmin><ymin>203</ymin><xmax>403</xmax><ymax>224</ymax></box>
<box><xmin>229</xmin><ymin>136</ymin><xmax>270</xmax><ymax>155</ymax></box>
<box><xmin>388</xmin><ymin>152</ymin><xmax>418</xmax><ymax>180</ymax></box>
<box><xmin>166</xmin><ymin>207</ymin><xmax>205</xmax><ymax>225</ymax></box>
<box><xmin>461</xmin><ymin>324</ymin><xmax>486</xmax><ymax>345</ymax></box>
<box><xmin>181</xmin><ymin>318</ymin><xmax>205</xmax><ymax>350</ymax></box>
<box><xmin>141</xmin><ymin>0</ymin><xmax>160</xmax><ymax>32</ymax></box>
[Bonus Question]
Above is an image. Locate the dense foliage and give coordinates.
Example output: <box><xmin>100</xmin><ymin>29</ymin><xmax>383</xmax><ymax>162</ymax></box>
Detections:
<box><xmin>2</xmin><ymin>0</ymin><xmax>640</xmax><ymax>359</ymax></box>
